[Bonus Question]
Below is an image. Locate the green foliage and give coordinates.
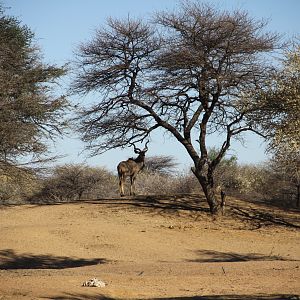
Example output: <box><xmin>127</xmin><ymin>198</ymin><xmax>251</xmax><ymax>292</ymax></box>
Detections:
<box><xmin>0</xmin><ymin>6</ymin><xmax>68</xmax><ymax>174</ymax></box>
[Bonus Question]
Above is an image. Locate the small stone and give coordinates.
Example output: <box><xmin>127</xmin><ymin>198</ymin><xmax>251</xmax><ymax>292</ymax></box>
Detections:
<box><xmin>82</xmin><ymin>278</ymin><xmax>106</xmax><ymax>288</ymax></box>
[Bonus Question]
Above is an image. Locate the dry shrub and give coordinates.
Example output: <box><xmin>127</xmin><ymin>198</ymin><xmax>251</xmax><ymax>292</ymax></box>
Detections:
<box><xmin>15</xmin><ymin>158</ymin><xmax>297</xmax><ymax>208</ymax></box>
<box><xmin>144</xmin><ymin>155</ymin><xmax>177</xmax><ymax>175</ymax></box>
<box><xmin>0</xmin><ymin>171</ymin><xmax>40</xmax><ymax>204</ymax></box>
<box><xmin>134</xmin><ymin>169</ymin><xmax>202</xmax><ymax>196</ymax></box>
<box><xmin>172</xmin><ymin>172</ymin><xmax>201</xmax><ymax>194</ymax></box>
<box><xmin>235</xmin><ymin>164</ymin><xmax>267</xmax><ymax>195</ymax></box>
<box><xmin>257</xmin><ymin>163</ymin><xmax>299</xmax><ymax>207</ymax></box>
<box><xmin>30</xmin><ymin>164</ymin><xmax>118</xmax><ymax>203</ymax></box>
<box><xmin>135</xmin><ymin>172</ymin><xmax>178</xmax><ymax>195</ymax></box>
<box><xmin>222</xmin><ymin>164</ymin><xmax>267</xmax><ymax>201</ymax></box>
<box><xmin>222</xmin><ymin>163</ymin><xmax>297</xmax><ymax>208</ymax></box>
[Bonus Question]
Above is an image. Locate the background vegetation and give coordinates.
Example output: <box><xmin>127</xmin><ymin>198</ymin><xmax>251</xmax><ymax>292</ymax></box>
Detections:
<box><xmin>1</xmin><ymin>154</ymin><xmax>298</xmax><ymax>209</ymax></box>
<box><xmin>0</xmin><ymin>3</ymin><xmax>299</xmax><ymax>212</ymax></box>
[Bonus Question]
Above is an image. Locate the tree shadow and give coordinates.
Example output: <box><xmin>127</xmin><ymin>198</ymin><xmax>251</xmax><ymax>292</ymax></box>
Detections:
<box><xmin>229</xmin><ymin>205</ymin><xmax>300</xmax><ymax>229</ymax></box>
<box><xmin>0</xmin><ymin>249</ymin><xmax>107</xmax><ymax>270</ymax></box>
<box><xmin>87</xmin><ymin>194</ymin><xmax>210</xmax><ymax>215</ymax></box>
<box><xmin>187</xmin><ymin>249</ymin><xmax>293</xmax><ymax>263</ymax></box>
<box><xmin>22</xmin><ymin>193</ymin><xmax>300</xmax><ymax>229</ymax></box>
<box><xmin>44</xmin><ymin>293</ymin><xmax>300</xmax><ymax>300</ymax></box>
<box><xmin>151</xmin><ymin>295</ymin><xmax>300</xmax><ymax>300</ymax></box>
<box><xmin>25</xmin><ymin>194</ymin><xmax>208</xmax><ymax>212</ymax></box>
<box><xmin>45</xmin><ymin>294</ymin><xmax>113</xmax><ymax>300</ymax></box>
<box><xmin>133</xmin><ymin>194</ymin><xmax>209</xmax><ymax>214</ymax></box>
<box><xmin>91</xmin><ymin>195</ymin><xmax>300</xmax><ymax>229</ymax></box>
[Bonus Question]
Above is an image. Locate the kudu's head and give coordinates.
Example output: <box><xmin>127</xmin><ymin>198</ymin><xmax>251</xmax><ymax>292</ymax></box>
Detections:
<box><xmin>131</xmin><ymin>140</ymin><xmax>149</xmax><ymax>163</ymax></box>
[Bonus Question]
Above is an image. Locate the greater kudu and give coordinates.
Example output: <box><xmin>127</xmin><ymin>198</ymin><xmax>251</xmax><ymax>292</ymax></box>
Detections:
<box><xmin>117</xmin><ymin>141</ymin><xmax>149</xmax><ymax>197</ymax></box>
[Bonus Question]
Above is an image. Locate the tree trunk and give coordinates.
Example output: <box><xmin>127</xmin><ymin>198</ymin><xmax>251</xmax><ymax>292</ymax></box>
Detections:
<box><xmin>194</xmin><ymin>175</ymin><xmax>219</xmax><ymax>214</ymax></box>
<box><xmin>221</xmin><ymin>190</ymin><xmax>226</xmax><ymax>215</ymax></box>
<box><xmin>297</xmin><ymin>185</ymin><xmax>300</xmax><ymax>208</ymax></box>
<box><xmin>202</xmin><ymin>184</ymin><xmax>220</xmax><ymax>214</ymax></box>
<box><xmin>192</xmin><ymin>167</ymin><xmax>220</xmax><ymax>214</ymax></box>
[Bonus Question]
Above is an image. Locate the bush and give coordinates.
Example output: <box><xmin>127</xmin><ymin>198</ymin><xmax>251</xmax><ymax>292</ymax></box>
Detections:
<box><xmin>31</xmin><ymin>164</ymin><xmax>118</xmax><ymax>203</ymax></box>
<box><xmin>258</xmin><ymin>161</ymin><xmax>299</xmax><ymax>207</ymax></box>
<box><xmin>0</xmin><ymin>171</ymin><xmax>40</xmax><ymax>204</ymax></box>
<box><xmin>233</xmin><ymin>164</ymin><xmax>267</xmax><ymax>197</ymax></box>
<box><xmin>222</xmin><ymin>162</ymin><xmax>298</xmax><ymax>208</ymax></box>
<box><xmin>7</xmin><ymin>156</ymin><xmax>297</xmax><ymax>209</ymax></box>
<box><xmin>144</xmin><ymin>155</ymin><xmax>178</xmax><ymax>175</ymax></box>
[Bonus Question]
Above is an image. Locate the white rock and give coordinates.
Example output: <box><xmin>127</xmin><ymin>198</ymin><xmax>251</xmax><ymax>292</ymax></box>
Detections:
<box><xmin>82</xmin><ymin>278</ymin><xmax>106</xmax><ymax>287</ymax></box>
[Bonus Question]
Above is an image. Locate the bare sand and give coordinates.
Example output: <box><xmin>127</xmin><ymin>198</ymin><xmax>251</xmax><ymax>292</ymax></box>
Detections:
<box><xmin>0</xmin><ymin>195</ymin><xmax>299</xmax><ymax>299</ymax></box>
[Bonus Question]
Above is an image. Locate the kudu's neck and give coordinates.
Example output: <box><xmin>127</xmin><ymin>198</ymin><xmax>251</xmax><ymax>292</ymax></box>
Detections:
<box><xmin>134</xmin><ymin>153</ymin><xmax>145</xmax><ymax>164</ymax></box>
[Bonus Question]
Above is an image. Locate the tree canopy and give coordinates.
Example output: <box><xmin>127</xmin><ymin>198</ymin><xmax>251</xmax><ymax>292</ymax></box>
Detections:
<box><xmin>72</xmin><ymin>2</ymin><xmax>280</xmax><ymax>213</ymax></box>
<box><xmin>250</xmin><ymin>43</ymin><xmax>300</xmax><ymax>206</ymax></box>
<box><xmin>251</xmin><ymin>44</ymin><xmax>300</xmax><ymax>157</ymax></box>
<box><xmin>0</xmin><ymin>7</ymin><xmax>68</xmax><ymax>174</ymax></box>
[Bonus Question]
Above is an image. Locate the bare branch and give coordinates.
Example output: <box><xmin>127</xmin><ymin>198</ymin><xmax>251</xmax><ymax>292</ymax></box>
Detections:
<box><xmin>72</xmin><ymin>2</ymin><xmax>281</xmax><ymax>214</ymax></box>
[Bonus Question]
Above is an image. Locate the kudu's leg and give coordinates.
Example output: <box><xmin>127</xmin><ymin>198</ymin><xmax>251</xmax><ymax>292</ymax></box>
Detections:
<box><xmin>130</xmin><ymin>175</ymin><xmax>136</xmax><ymax>196</ymax></box>
<box><xmin>119</xmin><ymin>175</ymin><xmax>125</xmax><ymax>197</ymax></box>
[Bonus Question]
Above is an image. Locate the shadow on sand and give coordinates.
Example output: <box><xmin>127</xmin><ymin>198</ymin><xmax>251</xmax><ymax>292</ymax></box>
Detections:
<box><xmin>84</xmin><ymin>194</ymin><xmax>300</xmax><ymax>229</ymax></box>
<box><xmin>17</xmin><ymin>193</ymin><xmax>300</xmax><ymax>230</ymax></box>
<box><xmin>0</xmin><ymin>249</ymin><xmax>107</xmax><ymax>269</ymax></box>
<box><xmin>45</xmin><ymin>293</ymin><xmax>300</xmax><ymax>300</ymax></box>
<box><xmin>186</xmin><ymin>249</ymin><xmax>294</xmax><ymax>263</ymax></box>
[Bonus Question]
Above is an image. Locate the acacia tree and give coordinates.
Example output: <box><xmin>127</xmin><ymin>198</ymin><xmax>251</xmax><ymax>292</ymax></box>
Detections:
<box><xmin>251</xmin><ymin>44</ymin><xmax>300</xmax><ymax>206</ymax></box>
<box><xmin>72</xmin><ymin>3</ymin><xmax>279</xmax><ymax>214</ymax></box>
<box><xmin>0</xmin><ymin>7</ymin><xmax>68</xmax><ymax>175</ymax></box>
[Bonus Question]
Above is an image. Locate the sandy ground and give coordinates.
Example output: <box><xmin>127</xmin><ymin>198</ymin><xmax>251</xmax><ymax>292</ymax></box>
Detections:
<box><xmin>0</xmin><ymin>195</ymin><xmax>299</xmax><ymax>300</ymax></box>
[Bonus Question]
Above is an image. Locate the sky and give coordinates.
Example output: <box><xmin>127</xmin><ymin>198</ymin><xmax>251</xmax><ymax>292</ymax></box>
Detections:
<box><xmin>2</xmin><ymin>0</ymin><xmax>300</xmax><ymax>171</ymax></box>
